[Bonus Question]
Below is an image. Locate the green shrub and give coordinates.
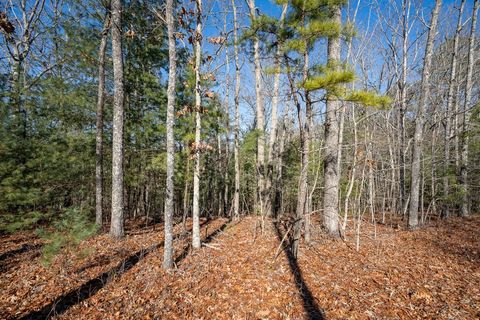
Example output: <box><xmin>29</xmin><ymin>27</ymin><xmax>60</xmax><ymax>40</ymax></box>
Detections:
<box><xmin>36</xmin><ymin>207</ymin><xmax>98</xmax><ymax>265</ymax></box>
<box><xmin>0</xmin><ymin>211</ymin><xmax>44</xmax><ymax>233</ymax></box>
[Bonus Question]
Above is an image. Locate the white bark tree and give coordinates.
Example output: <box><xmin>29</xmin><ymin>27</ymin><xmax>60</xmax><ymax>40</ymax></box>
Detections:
<box><xmin>192</xmin><ymin>0</ymin><xmax>203</xmax><ymax>249</ymax></box>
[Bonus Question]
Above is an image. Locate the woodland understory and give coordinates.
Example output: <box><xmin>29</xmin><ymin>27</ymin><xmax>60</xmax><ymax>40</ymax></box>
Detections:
<box><xmin>1</xmin><ymin>215</ymin><xmax>479</xmax><ymax>319</ymax></box>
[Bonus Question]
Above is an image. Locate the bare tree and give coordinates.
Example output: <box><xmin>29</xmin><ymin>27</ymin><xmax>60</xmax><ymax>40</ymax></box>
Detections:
<box><xmin>247</xmin><ymin>0</ymin><xmax>266</xmax><ymax>221</ymax></box>
<box><xmin>1</xmin><ymin>0</ymin><xmax>47</xmax><ymax>138</ymax></box>
<box><xmin>95</xmin><ymin>5</ymin><xmax>111</xmax><ymax>227</ymax></box>
<box><xmin>408</xmin><ymin>0</ymin><xmax>441</xmax><ymax>229</ymax></box>
<box><xmin>163</xmin><ymin>0</ymin><xmax>177</xmax><ymax>269</ymax></box>
<box><xmin>110</xmin><ymin>0</ymin><xmax>125</xmax><ymax>238</ymax></box>
<box><xmin>232</xmin><ymin>0</ymin><xmax>241</xmax><ymax>221</ymax></box>
<box><xmin>442</xmin><ymin>0</ymin><xmax>465</xmax><ymax>218</ymax></box>
<box><xmin>266</xmin><ymin>2</ymin><xmax>288</xmax><ymax>217</ymax></box>
<box><xmin>192</xmin><ymin>0</ymin><xmax>203</xmax><ymax>249</ymax></box>
<box><xmin>460</xmin><ymin>0</ymin><xmax>479</xmax><ymax>217</ymax></box>
<box><xmin>223</xmin><ymin>7</ymin><xmax>230</xmax><ymax>217</ymax></box>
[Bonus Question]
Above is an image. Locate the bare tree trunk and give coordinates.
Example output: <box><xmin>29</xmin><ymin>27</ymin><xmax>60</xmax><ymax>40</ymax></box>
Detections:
<box><xmin>275</xmin><ymin>115</ymin><xmax>287</xmax><ymax>216</ymax></box>
<box><xmin>182</xmin><ymin>156</ymin><xmax>191</xmax><ymax>231</ymax></box>
<box><xmin>398</xmin><ymin>0</ymin><xmax>410</xmax><ymax>216</ymax></box>
<box><xmin>323</xmin><ymin>5</ymin><xmax>341</xmax><ymax>236</ymax></box>
<box><xmin>294</xmin><ymin>47</ymin><xmax>311</xmax><ymax>256</ymax></box>
<box><xmin>248</xmin><ymin>0</ymin><xmax>266</xmax><ymax>220</ymax></box>
<box><xmin>460</xmin><ymin>0</ymin><xmax>478</xmax><ymax>217</ymax></box>
<box><xmin>163</xmin><ymin>0</ymin><xmax>177</xmax><ymax>269</ymax></box>
<box><xmin>232</xmin><ymin>0</ymin><xmax>240</xmax><ymax>221</ymax></box>
<box><xmin>223</xmin><ymin>9</ymin><xmax>230</xmax><ymax>217</ymax></box>
<box><xmin>367</xmin><ymin>127</ymin><xmax>375</xmax><ymax>224</ymax></box>
<box><xmin>192</xmin><ymin>0</ymin><xmax>203</xmax><ymax>249</ymax></box>
<box><xmin>95</xmin><ymin>8</ymin><xmax>111</xmax><ymax>227</ymax></box>
<box><xmin>408</xmin><ymin>0</ymin><xmax>441</xmax><ymax>229</ymax></box>
<box><xmin>443</xmin><ymin>0</ymin><xmax>465</xmax><ymax>218</ymax></box>
<box><xmin>110</xmin><ymin>0</ymin><xmax>125</xmax><ymax>239</ymax></box>
<box><xmin>431</xmin><ymin>118</ymin><xmax>438</xmax><ymax>216</ymax></box>
<box><xmin>266</xmin><ymin>2</ymin><xmax>288</xmax><ymax>217</ymax></box>
<box><xmin>343</xmin><ymin>106</ymin><xmax>358</xmax><ymax>232</ymax></box>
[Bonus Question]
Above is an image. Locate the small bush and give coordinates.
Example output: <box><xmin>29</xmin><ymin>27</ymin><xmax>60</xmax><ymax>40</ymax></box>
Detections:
<box><xmin>36</xmin><ymin>207</ymin><xmax>98</xmax><ymax>265</ymax></box>
<box><xmin>0</xmin><ymin>211</ymin><xmax>44</xmax><ymax>233</ymax></box>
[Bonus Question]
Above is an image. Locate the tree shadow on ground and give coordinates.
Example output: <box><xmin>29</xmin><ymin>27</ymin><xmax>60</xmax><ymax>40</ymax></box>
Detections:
<box><xmin>0</xmin><ymin>243</ymin><xmax>41</xmax><ymax>263</ymax></box>
<box><xmin>0</xmin><ymin>243</ymin><xmax>42</xmax><ymax>273</ymax></box>
<box><xmin>273</xmin><ymin>220</ymin><xmax>326</xmax><ymax>320</ymax></box>
<box><xmin>174</xmin><ymin>220</ymin><xmax>228</xmax><ymax>265</ymax></box>
<box><xmin>19</xmin><ymin>219</ymin><xmax>221</xmax><ymax>320</ymax></box>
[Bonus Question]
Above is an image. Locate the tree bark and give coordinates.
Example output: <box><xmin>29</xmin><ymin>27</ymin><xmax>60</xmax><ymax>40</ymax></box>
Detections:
<box><xmin>460</xmin><ymin>0</ymin><xmax>478</xmax><ymax>217</ymax></box>
<box><xmin>110</xmin><ymin>0</ymin><xmax>125</xmax><ymax>239</ymax></box>
<box><xmin>163</xmin><ymin>0</ymin><xmax>177</xmax><ymax>269</ymax></box>
<box><xmin>248</xmin><ymin>0</ymin><xmax>266</xmax><ymax>220</ymax></box>
<box><xmin>293</xmin><ymin>47</ymin><xmax>311</xmax><ymax>257</ymax></box>
<box><xmin>223</xmin><ymin>9</ymin><xmax>230</xmax><ymax>217</ymax></box>
<box><xmin>232</xmin><ymin>0</ymin><xmax>241</xmax><ymax>221</ymax></box>
<box><xmin>266</xmin><ymin>2</ymin><xmax>288</xmax><ymax>217</ymax></box>
<box><xmin>398</xmin><ymin>0</ymin><xmax>410</xmax><ymax>216</ymax></box>
<box><xmin>95</xmin><ymin>7</ymin><xmax>111</xmax><ymax>227</ymax></box>
<box><xmin>443</xmin><ymin>0</ymin><xmax>465</xmax><ymax>218</ymax></box>
<box><xmin>408</xmin><ymin>0</ymin><xmax>441</xmax><ymax>229</ymax></box>
<box><xmin>192</xmin><ymin>0</ymin><xmax>203</xmax><ymax>249</ymax></box>
<box><xmin>323</xmin><ymin>5</ymin><xmax>341</xmax><ymax>236</ymax></box>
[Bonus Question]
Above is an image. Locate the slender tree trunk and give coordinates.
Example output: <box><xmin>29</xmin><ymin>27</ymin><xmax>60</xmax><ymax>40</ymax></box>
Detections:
<box><xmin>223</xmin><ymin>10</ymin><xmax>230</xmax><ymax>217</ymax></box>
<box><xmin>192</xmin><ymin>0</ymin><xmax>203</xmax><ymax>249</ymax></box>
<box><xmin>248</xmin><ymin>0</ymin><xmax>266</xmax><ymax>220</ymax></box>
<box><xmin>232</xmin><ymin>0</ymin><xmax>241</xmax><ymax>221</ymax></box>
<box><xmin>408</xmin><ymin>0</ymin><xmax>441</xmax><ymax>229</ymax></box>
<box><xmin>323</xmin><ymin>5</ymin><xmax>341</xmax><ymax>236</ymax></box>
<box><xmin>110</xmin><ymin>0</ymin><xmax>125</xmax><ymax>238</ymax></box>
<box><xmin>95</xmin><ymin>8</ymin><xmax>111</xmax><ymax>227</ymax></box>
<box><xmin>163</xmin><ymin>0</ymin><xmax>177</xmax><ymax>269</ymax></box>
<box><xmin>460</xmin><ymin>0</ymin><xmax>478</xmax><ymax>217</ymax></box>
<box><xmin>443</xmin><ymin>0</ymin><xmax>465</xmax><ymax>218</ymax></box>
<box><xmin>293</xmin><ymin>47</ymin><xmax>311</xmax><ymax>256</ymax></box>
<box><xmin>275</xmin><ymin>114</ymin><xmax>288</xmax><ymax>216</ymax></box>
<box><xmin>343</xmin><ymin>106</ymin><xmax>358</xmax><ymax>232</ymax></box>
<box><xmin>182</xmin><ymin>156</ymin><xmax>191</xmax><ymax>231</ymax></box>
<box><xmin>266</xmin><ymin>2</ymin><xmax>288</xmax><ymax>217</ymax></box>
<box><xmin>431</xmin><ymin>118</ymin><xmax>437</xmax><ymax>216</ymax></box>
<box><xmin>337</xmin><ymin>0</ymin><xmax>361</xmax><ymax>184</ymax></box>
<box><xmin>398</xmin><ymin>0</ymin><xmax>410</xmax><ymax>216</ymax></box>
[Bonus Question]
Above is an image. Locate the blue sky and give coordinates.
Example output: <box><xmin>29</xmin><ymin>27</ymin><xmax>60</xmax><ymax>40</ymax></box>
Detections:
<box><xmin>198</xmin><ymin>0</ymin><xmax>477</xmax><ymax>131</ymax></box>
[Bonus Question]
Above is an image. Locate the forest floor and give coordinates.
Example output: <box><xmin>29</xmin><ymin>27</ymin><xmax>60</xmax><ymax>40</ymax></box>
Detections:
<box><xmin>0</xmin><ymin>214</ymin><xmax>479</xmax><ymax>320</ymax></box>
